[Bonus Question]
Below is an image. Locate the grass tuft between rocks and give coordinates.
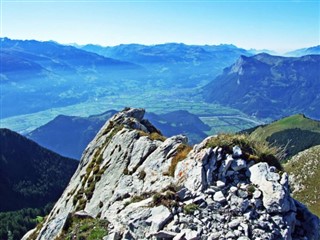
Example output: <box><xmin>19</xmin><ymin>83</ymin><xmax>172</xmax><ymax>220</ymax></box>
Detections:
<box><xmin>168</xmin><ymin>144</ymin><xmax>193</xmax><ymax>177</ymax></box>
<box><xmin>55</xmin><ymin>214</ymin><xmax>108</xmax><ymax>240</ymax></box>
<box><xmin>205</xmin><ymin>133</ymin><xmax>283</xmax><ymax>170</ymax></box>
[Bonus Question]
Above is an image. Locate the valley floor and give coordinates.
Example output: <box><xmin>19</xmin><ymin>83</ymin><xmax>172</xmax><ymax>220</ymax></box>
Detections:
<box><xmin>0</xmin><ymin>90</ymin><xmax>262</xmax><ymax>137</ymax></box>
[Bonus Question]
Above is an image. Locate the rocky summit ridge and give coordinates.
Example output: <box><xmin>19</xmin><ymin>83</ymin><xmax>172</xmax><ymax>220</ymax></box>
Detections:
<box><xmin>24</xmin><ymin>108</ymin><xmax>319</xmax><ymax>240</ymax></box>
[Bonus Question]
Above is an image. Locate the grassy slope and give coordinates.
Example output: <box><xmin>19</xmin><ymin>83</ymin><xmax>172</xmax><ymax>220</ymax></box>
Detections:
<box><xmin>284</xmin><ymin>145</ymin><xmax>320</xmax><ymax>217</ymax></box>
<box><xmin>250</xmin><ymin>114</ymin><xmax>320</xmax><ymax>142</ymax></box>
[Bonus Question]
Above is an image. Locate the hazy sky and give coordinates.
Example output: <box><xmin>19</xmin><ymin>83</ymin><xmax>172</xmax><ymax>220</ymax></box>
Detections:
<box><xmin>1</xmin><ymin>0</ymin><xmax>319</xmax><ymax>53</ymax></box>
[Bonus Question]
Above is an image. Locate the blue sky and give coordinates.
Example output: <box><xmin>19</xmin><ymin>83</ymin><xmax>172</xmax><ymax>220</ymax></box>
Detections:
<box><xmin>1</xmin><ymin>0</ymin><xmax>319</xmax><ymax>53</ymax></box>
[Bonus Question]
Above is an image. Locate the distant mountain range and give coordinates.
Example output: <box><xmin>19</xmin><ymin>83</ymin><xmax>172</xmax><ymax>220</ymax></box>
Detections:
<box><xmin>26</xmin><ymin>110</ymin><xmax>117</xmax><ymax>159</ymax></box>
<box><xmin>1</xmin><ymin>38</ymin><xmax>258</xmax><ymax>119</ymax></box>
<box><xmin>203</xmin><ymin>53</ymin><xmax>320</xmax><ymax>119</ymax></box>
<box><xmin>27</xmin><ymin>109</ymin><xmax>210</xmax><ymax>159</ymax></box>
<box><xmin>247</xmin><ymin>114</ymin><xmax>320</xmax><ymax>159</ymax></box>
<box><xmin>285</xmin><ymin>45</ymin><xmax>320</xmax><ymax>57</ymax></box>
<box><xmin>0</xmin><ymin>38</ymin><xmax>145</xmax><ymax>118</ymax></box>
<box><xmin>146</xmin><ymin>110</ymin><xmax>210</xmax><ymax>143</ymax></box>
<box><xmin>81</xmin><ymin>43</ymin><xmax>252</xmax><ymax>87</ymax></box>
<box><xmin>1</xmin><ymin>37</ymin><xmax>319</xmax><ymax>126</ymax></box>
<box><xmin>0</xmin><ymin>128</ymin><xmax>78</xmax><ymax>212</ymax></box>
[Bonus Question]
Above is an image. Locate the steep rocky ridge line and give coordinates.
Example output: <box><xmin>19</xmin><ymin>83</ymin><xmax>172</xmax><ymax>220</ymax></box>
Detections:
<box><xmin>24</xmin><ymin>108</ymin><xmax>319</xmax><ymax>240</ymax></box>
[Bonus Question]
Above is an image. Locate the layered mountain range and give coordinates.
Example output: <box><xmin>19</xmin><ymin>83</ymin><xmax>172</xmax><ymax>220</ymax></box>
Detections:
<box><xmin>0</xmin><ymin>38</ymin><xmax>145</xmax><ymax>118</ymax></box>
<box><xmin>23</xmin><ymin>108</ymin><xmax>319</xmax><ymax>240</ymax></box>
<box><xmin>203</xmin><ymin>54</ymin><xmax>320</xmax><ymax>119</ymax></box>
<box><xmin>26</xmin><ymin>110</ymin><xmax>117</xmax><ymax>159</ymax></box>
<box><xmin>2</xmin><ymin>37</ymin><xmax>320</xmax><ymax>240</ymax></box>
<box><xmin>285</xmin><ymin>45</ymin><xmax>320</xmax><ymax>57</ymax></box>
<box><xmin>2</xmin><ymin>38</ymin><xmax>319</xmax><ymax>124</ymax></box>
<box><xmin>81</xmin><ymin>43</ymin><xmax>252</xmax><ymax>88</ymax></box>
<box><xmin>26</xmin><ymin>110</ymin><xmax>210</xmax><ymax>159</ymax></box>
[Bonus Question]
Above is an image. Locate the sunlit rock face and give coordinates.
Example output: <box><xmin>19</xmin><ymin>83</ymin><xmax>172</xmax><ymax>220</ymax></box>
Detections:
<box><xmin>25</xmin><ymin>108</ymin><xmax>319</xmax><ymax>240</ymax></box>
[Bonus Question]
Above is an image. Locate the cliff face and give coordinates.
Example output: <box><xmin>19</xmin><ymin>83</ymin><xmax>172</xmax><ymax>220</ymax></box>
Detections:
<box><xmin>25</xmin><ymin>108</ymin><xmax>319</xmax><ymax>240</ymax></box>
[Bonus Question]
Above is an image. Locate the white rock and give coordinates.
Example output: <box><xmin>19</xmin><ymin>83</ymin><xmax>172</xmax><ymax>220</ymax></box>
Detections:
<box><xmin>253</xmin><ymin>190</ymin><xmax>262</xmax><ymax>199</ymax></box>
<box><xmin>173</xmin><ymin>232</ymin><xmax>186</xmax><ymax>240</ymax></box>
<box><xmin>232</xmin><ymin>145</ymin><xmax>242</xmax><ymax>157</ymax></box>
<box><xmin>225</xmin><ymin>231</ymin><xmax>235</xmax><ymax>238</ymax></box>
<box><xmin>205</xmin><ymin>188</ymin><xmax>216</xmax><ymax>195</ymax></box>
<box><xmin>234</xmin><ymin>229</ymin><xmax>241</xmax><ymax>237</ymax></box>
<box><xmin>240</xmin><ymin>223</ymin><xmax>249</xmax><ymax>237</ymax></box>
<box><xmin>213</xmin><ymin>191</ymin><xmax>226</xmax><ymax>203</ymax></box>
<box><xmin>219</xmin><ymin>155</ymin><xmax>233</xmax><ymax>176</ymax></box>
<box><xmin>208</xmin><ymin>232</ymin><xmax>221</xmax><ymax>240</ymax></box>
<box><xmin>235</xmin><ymin>189</ymin><xmax>247</xmax><ymax>200</ymax></box>
<box><xmin>249</xmin><ymin>163</ymin><xmax>295</xmax><ymax>213</ymax></box>
<box><xmin>147</xmin><ymin>205</ymin><xmax>172</xmax><ymax>233</ymax></box>
<box><xmin>26</xmin><ymin>108</ymin><xmax>320</xmax><ymax>240</ymax></box>
<box><xmin>231</xmin><ymin>159</ymin><xmax>247</xmax><ymax>171</ymax></box>
<box><xmin>237</xmin><ymin>237</ymin><xmax>250</xmax><ymax>240</ymax></box>
<box><xmin>230</xmin><ymin>186</ymin><xmax>238</xmax><ymax>193</ymax></box>
<box><xmin>216</xmin><ymin>180</ymin><xmax>226</xmax><ymax>188</ymax></box>
<box><xmin>193</xmin><ymin>196</ymin><xmax>205</xmax><ymax>204</ymax></box>
<box><xmin>228</xmin><ymin>219</ymin><xmax>241</xmax><ymax>228</ymax></box>
<box><xmin>183</xmin><ymin>229</ymin><xmax>200</xmax><ymax>240</ymax></box>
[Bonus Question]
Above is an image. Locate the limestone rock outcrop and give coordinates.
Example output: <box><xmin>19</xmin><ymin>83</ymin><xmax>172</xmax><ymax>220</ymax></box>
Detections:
<box><xmin>25</xmin><ymin>108</ymin><xmax>320</xmax><ymax>240</ymax></box>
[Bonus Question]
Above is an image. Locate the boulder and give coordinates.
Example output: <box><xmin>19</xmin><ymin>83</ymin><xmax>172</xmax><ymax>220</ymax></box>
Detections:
<box><xmin>213</xmin><ymin>191</ymin><xmax>226</xmax><ymax>203</ymax></box>
<box><xmin>147</xmin><ymin>206</ymin><xmax>173</xmax><ymax>233</ymax></box>
<box><xmin>249</xmin><ymin>163</ymin><xmax>295</xmax><ymax>213</ymax></box>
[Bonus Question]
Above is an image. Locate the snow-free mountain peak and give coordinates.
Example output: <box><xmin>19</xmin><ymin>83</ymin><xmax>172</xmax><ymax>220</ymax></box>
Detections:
<box><xmin>24</xmin><ymin>108</ymin><xmax>319</xmax><ymax>240</ymax></box>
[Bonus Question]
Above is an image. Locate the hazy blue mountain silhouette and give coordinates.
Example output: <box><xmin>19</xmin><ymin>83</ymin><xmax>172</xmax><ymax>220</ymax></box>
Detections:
<box><xmin>203</xmin><ymin>53</ymin><xmax>320</xmax><ymax>119</ymax></box>
<box><xmin>81</xmin><ymin>43</ymin><xmax>252</xmax><ymax>87</ymax></box>
<box><xmin>27</xmin><ymin>110</ymin><xmax>210</xmax><ymax>159</ymax></box>
<box><xmin>0</xmin><ymin>38</ymin><xmax>145</xmax><ymax>118</ymax></box>
<box><xmin>286</xmin><ymin>45</ymin><xmax>320</xmax><ymax>57</ymax></box>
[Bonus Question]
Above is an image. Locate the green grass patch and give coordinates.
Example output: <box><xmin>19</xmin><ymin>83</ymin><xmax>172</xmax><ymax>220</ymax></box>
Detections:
<box><xmin>250</xmin><ymin>114</ymin><xmax>320</xmax><ymax>143</ymax></box>
<box><xmin>206</xmin><ymin>133</ymin><xmax>283</xmax><ymax>170</ymax></box>
<box><xmin>57</xmin><ymin>214</ymin><xmax>109</xmax><ymax>240</ymax></box>
<box><xmin>184</xmin><ymin>203</ymin><xmax>199</xmax><ymax>215</ymax></box>
<box><xmin>151</xmin><ymin>191</ymin><xmax>178</xmax><ymax>208</ymax></box>
<box><xmin>284</xmin><ymin>145</ymin><xmax>320</xmax><ymax>217</ymax></box>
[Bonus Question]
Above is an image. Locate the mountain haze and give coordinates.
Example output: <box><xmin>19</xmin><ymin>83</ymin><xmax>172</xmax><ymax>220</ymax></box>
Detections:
<box><xmin>26</xmin><ymin>110</ymin><xmax>117</xmax><ymax>159</ymax></box>
<box><xmin>0</xmin><ymin>38</ymin><xmax>145</xmax><ymax>118</ymax></box>
<box><xmin>286</xmin><ymin>45</ymin><xmax>320</xmax><ymax>57</ymax></box>
<box><xmin>203</xmin><ymin>54</ymin><xmax>320</xmax><ymax>119</ymax></box>
<box><xmin>27</xmin><ymin>110</ymin><xmax>210</xmax><ymax>159</ymax></box>
<box><xmin>81</xmin><ymin>43</ymin><xmax>252</xmax><ymax>87</ymax></box>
